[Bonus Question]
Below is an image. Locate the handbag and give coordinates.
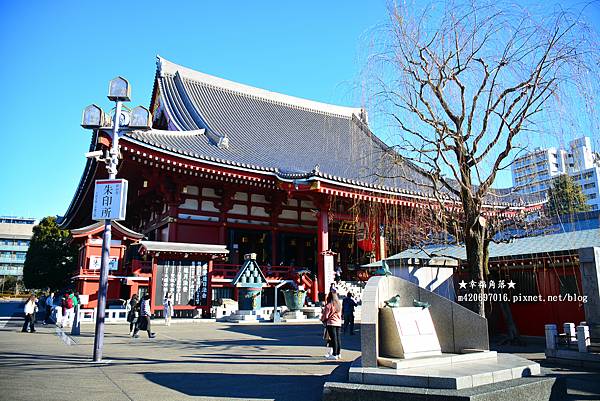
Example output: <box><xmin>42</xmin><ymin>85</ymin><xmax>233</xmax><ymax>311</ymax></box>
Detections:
<box><xmin>323</xmin><ymin>326</ymin><xmax>330</xmax><ymax>342</ymax></box>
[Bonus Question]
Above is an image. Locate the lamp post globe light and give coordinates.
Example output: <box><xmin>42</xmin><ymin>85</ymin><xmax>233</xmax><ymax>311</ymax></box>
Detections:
<box><xmin>81</xmin><ymin>77</ymin><xmax>152</xmax><ymax>362</ymax></box>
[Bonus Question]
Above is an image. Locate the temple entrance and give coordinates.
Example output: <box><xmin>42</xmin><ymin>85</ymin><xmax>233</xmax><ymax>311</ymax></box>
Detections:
<box><xmin>227</xmin><ymin>229</ymin><xmax>271</xmax><ymax>265</ymax></box>
<box><xmin>278</xmin><ymin>232</ymin><xmax>316</xmax><ymax>274</ymax></box>
<box><xmin>330</xmin><ymin>220</ymin><xmax>373</xmax><ymax>280</ymax></box>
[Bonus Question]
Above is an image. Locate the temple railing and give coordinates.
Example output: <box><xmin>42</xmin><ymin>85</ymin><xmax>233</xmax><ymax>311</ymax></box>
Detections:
<box><xmin>211</xmin><ymin>263</ymin><xmax>317</xmax><ymax>301</ymax></box>
<box><xmin>212</xmin><ymin>263</ymin><xmax>299</xmax><ymax>281</ymax></box>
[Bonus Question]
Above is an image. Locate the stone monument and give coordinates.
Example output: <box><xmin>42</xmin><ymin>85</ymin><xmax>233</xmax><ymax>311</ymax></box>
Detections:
<box><xmin>379</xmin><ymin>306</ymin><xmax>441</xmax><ymax>359</ymax></box>
<box><xmin>323</xmin><ymin>275</ymin><xmax>565</xmax><ymax>400</ymax></box>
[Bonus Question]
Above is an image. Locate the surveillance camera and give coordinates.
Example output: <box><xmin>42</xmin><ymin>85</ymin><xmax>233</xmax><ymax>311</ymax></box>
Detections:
<box><xmin>84</xmin><ymin>150</ymin><xmax>104</xmax><ymax>160</ymax></box>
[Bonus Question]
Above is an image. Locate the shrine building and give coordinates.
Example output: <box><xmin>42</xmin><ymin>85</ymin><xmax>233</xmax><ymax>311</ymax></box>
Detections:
<box><xmin>60</xmin><ymin>57</ymin><xmax>537</xmax><ymax>316</ymax></box>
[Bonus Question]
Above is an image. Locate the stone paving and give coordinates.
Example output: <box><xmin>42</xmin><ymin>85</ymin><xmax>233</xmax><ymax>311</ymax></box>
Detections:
<box><xmin>0</xmin><ymin>319</ymin><xmax>599</xmax><ymax>400</ymax></box>
<box><xmin>0</xmin><ymin>319</ymin><xmax>360</xmax><ymax>401</ymax></box>
<box><xmin>490</xmin><ymin>340</ymin><xmax>600</xmax><ymax>400</ymax></box>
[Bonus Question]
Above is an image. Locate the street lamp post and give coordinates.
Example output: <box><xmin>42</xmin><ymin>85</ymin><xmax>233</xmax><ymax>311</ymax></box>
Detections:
<box><xmin>81</xmin><ymin>77</ymin><xmax>151</xmax><ymax>362</ymax></box>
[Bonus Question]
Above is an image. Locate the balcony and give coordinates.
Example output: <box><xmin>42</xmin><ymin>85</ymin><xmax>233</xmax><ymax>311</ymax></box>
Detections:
<box><xmin>0</xmin><ymin>266</ymin><xmax>23</xmax><ymax>275</ymax></box>
<box><xmin>0</xmin><ymin>257</ymin><xmax>25</xmax><ymax>264</ymax></box>
<box><xmin>0</xmin><ymin>245</ymin><xmax>29</xmax><ymax>252</ymax></box>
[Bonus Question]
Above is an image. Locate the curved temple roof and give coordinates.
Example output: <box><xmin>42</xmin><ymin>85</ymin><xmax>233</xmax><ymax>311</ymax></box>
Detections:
<box><xmin>60</xmin><ymin>57</ymin><xmax>542</xmax><ymax>229</ymax></box>
<box><xmin>136</xmin><ymin>57</ymin><xmax>441</xmax><ymax>196</ymax></box>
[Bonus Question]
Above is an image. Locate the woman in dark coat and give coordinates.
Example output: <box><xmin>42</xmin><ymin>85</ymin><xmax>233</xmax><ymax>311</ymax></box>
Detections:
<box><xmin>133</xmin><ymin>294</ymin><xmax>155</xmax><ymax>338</ymax></box>
<box><xmin>126</xmin><ymin>294</ymin><xmax>139</xmax><ymax>336</ymax></box>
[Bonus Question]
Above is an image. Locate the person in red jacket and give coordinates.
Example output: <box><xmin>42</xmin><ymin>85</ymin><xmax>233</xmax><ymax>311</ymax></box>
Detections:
<box><xmin>321</xmin><ymin>290</ymin><xmax>342</xmax><ymax>360</ymax></box>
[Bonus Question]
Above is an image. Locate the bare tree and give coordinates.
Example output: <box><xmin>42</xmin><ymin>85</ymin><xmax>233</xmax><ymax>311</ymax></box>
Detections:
<box><xmin>364</xmin><ymin>1</ymin><xmax>599</xmax><ymax>316</ymax></box>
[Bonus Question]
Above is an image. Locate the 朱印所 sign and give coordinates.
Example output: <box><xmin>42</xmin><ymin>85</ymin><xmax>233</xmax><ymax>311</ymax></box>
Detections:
<box><xmin>92</xmin><ymin>179</ymin><xmax>128</xmax><ymax>221</ymax></box>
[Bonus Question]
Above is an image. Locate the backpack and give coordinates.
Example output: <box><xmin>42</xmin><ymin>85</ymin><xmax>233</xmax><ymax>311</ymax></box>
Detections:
<box><xmin>65</xmin><ymin>296</ymin><xmax>74</xmax><ymax>309</ymax></box>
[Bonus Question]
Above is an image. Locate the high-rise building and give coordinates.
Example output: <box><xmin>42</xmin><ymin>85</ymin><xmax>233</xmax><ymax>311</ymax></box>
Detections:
<box><xmin>511</xmin><ymin>136</ymin><xmax>600</xmax><ymax>210</ymax></box>
<box><xmin>0</xmin><ymin>217</ymin><xmax>36</xmax><ymax>277</ymax></box>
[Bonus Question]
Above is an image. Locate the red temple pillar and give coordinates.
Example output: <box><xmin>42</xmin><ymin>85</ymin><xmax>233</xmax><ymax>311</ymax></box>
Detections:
<box><xmin>317</xmin><ymin>199</ymin><xmax>329</xmax><ymax>297</ymax></box>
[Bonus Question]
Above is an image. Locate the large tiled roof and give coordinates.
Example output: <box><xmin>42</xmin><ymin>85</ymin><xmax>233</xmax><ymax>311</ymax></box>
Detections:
<box><xmin>61</xmin><ymin>57</ymin><xmax>543</xmax><ymax>231</ymax></box>
<box><xmin>123</xmin><ymin>56</ymin><xmax>539</xmax><ymax>205</ymax></box>
<box><xmin>134</xmin><ymin>56</ymin><xmax>430</xmax><ymax>196</ymax></box>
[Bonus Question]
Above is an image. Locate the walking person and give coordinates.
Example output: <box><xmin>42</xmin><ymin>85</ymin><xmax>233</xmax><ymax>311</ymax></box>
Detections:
<box><xmin>133</xmin><ymin>294</ymin><xmax>156</xmax><ymax>338</ymax></box>
<box><xmin>71</xmin><ymin>292</ymin><xmax>82</xmax><ymax>335</ymax></box>
<box><xmin>61</xmin><ymin>291</ymin><xmax>75</xmax><ymax>328</ymax></box>
<box><xmin>44</xmin><ymin>292</ymin><xmax>54</xmax><ymax>324</ymax></box>
<box><xmin>21</xmin><ymin>295</ymin><xmax>37</xmax><ymax>333</ymax></box>
<box><xmin>163</xmin><ymin>292</ymin><xmax>173</xmax><ymax>326</ymax></box>
<box><xmin>126</xmin><ymin>294</ymin><xmax>139</xmax><ymax>336</ymax></box>
<box><xmin>321</xmin><ymin>291</ymin><xmax>342</xmax><ymax>360</ymax></box>
<box><xmin>70</xmin><ymin>291</ymin><xmax>79</xmax><ymax>321</ymax></box>
<box><xmin>342</xmin><ymin>292</ymin><xmax>357</xmax><ymax>335</ymax></box>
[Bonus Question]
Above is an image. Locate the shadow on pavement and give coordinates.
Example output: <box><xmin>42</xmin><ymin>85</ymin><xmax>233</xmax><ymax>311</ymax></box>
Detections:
<box><xmin>144</xmin><ymin>364</ymin><xmax>349</xmax><ymax>401</ymax></box>
<box><xmin>219</xmin><ymin>323</ymin><xmax>361</xmax><ymax>352</ymax></box>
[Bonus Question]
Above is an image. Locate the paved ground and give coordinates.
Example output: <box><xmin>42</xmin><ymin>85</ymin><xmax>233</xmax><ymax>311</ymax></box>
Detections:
<box><xmin>0</xmin><ymin>318</ymin><xmax>599</xmax><ymax>401</ymax></box>
<box><xmin>491</xmin><ymin>340</ymin><xmax>600</xmax><ymax>400</ymax></box>
<box><xmin>0</xmin><ymin>319</ymin><xmax>361</xmax><ymax>401</ymax></box>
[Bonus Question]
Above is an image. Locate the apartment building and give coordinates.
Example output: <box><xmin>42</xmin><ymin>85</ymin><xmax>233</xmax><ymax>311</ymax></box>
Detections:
<box><xmin>512</xmin><ymin>136</ymin><xmax>600</xmax><ymax>210</ymax></box>
<box><xmin>0</xmin><ymin>217</ymin><xmax>36</xmax><ymax>277</ymax></box>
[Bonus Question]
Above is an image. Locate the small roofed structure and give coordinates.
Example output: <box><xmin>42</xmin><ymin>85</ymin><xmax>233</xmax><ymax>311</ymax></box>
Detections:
<box><xmin>138</xmin><ymin>241</ymin><xmax>229</xmax><ymax>258</ymax></box>
<box><xmin>133</xmin><ymin>241</ymin><xmax>229</xmax><ymax>317</ymax></box>
<box><xmin>70</xmin><ymin>222</ymin><xmax>145</xmax><ymax>308</ymax></box>
<box><xmin>232</xmin><ymin>253</ymin><xmax>268</xmax><ymax>310</ymax></box>
<box><xmin>367</xmin><ymin>229</ymin><xmax>600</xmax><ymax>336</ymax></box>
<box><xmin>70</xmin><ymin>223</ymin><xmax>230</xmax><ymax>316</ymax></box>
<box><xmin>70</xmin><ymin>220</ymin><xmax>144</xmax><ymax>241</ymax></box>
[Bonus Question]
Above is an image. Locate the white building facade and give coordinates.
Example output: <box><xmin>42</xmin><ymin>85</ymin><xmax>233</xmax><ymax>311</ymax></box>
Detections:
<box><xmin>512</xmin><ymin>137</ymin><xmax>600</xmax><ymax>211</ymax></box>
<box><xmin>0</xmin><ymin>217</ymin><xmax>36</xmax><ymax>277</ymax></box>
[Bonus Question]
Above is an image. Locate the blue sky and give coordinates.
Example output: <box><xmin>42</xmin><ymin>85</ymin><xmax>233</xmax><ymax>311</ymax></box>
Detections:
<box><xmin>0</xmin><ymin>1</ymin><xmax>598</xmax><ymax>219</ymax></box>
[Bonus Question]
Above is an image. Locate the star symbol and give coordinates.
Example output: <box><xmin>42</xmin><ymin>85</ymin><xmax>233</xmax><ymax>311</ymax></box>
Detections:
<box><xmin>507</xmin><ymin>280</ymin><xmax>516</xmax><ymax>289</ymax></box>
<box><xmin>459</xmin><ymin>280</ymin><xmax>467</xmax><ymax>289</ymax></box>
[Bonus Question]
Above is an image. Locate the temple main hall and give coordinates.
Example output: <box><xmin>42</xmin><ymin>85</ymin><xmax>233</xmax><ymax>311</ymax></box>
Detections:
<box><xmin>61</xmin><ymin>57</ymin><xmax>533</xmax><ymax>316</ymax></box>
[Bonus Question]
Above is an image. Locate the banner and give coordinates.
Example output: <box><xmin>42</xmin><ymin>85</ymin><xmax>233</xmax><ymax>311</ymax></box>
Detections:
<box><xmin>154</xmin><ymin>260</ymin><xmax>209</xmax><ymax>307</ymax></box>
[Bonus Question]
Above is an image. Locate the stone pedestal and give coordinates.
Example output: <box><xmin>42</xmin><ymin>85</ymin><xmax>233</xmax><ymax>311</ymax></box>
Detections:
<box><xmin>301</xmin><ymin>307</ymin><xmax>322</xmax><ymax>319</ymax></box>
<box><xmin>331</xmin><ymin>275</ymin><xmax>544</xmax><ymax>399</ymax></box>
<box><xmin>228</xmin><ymin>309</ymin><xmax>264</xmax><ymax>323</ymax></box>
<box><xmin>282</xmin><ymin>310</ymin><xmax>307</xmax><ymax>322</ymax></box>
